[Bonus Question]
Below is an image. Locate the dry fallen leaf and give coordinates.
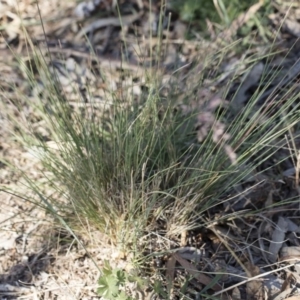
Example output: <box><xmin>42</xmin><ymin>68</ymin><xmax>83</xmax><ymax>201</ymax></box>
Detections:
<box><xmin>75</xmin><ymin>12</ymin><xmax>143</xmax><ymax>40</ymax></box>
<box><xmin>166</xmin><ymin>254</ymin><xmax>176</xmax><ymax>295</ymax></box>
<box><xmin>269</xmin><ymin>217</ymin><xmax>288</xmax><ymax>263</ymax></box>
<box><xmin>280</xmin><ymin>246</ymin><xmax>300</xmax><ymax>262</ymax></box>
<box><xmin>173</xmin><ymin>252</ymin><xmax>222</xmax><ymax>292</ymax></box>
<box><xmin>284</xmin><ymin>19</ymin><xmax>300</xmax><ymax>37</ymax></box>
<box><xmin>177</xmin><ymin>247</ymin><xmax>203</xmax><ymax>263</ymax></box>
<box><xmin>232</xmin><ymin>287</ymin><xmax>241</xmax><ymax>300</ymax></box>
<box><xmin>245</xmin><ymin>262</ymin><xmax>265</xmax><ymax>300</ymax></box>
<box><xmin>230</xmin><ymin>62</ymin><xmax>264</xmax><ymax>114</ymax></box>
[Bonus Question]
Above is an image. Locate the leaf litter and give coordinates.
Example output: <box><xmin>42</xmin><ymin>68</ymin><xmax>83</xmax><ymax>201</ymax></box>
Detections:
<box><xmin>2</xmin><ymin>0</ymin><xmax>300</xmax><ymax>299</ymax></box>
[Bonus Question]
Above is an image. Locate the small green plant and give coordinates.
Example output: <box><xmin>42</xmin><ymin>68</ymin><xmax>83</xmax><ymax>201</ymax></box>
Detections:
<box><xmin>169</xmin><ymin>0</ymin><xmax>272</xmax><ymax>41</ymax></box>
<box><xmin>170</xmin><ymin>0</ymin><xmax>259</xmax><ymax>24</ymax></box>
<box><xmin>97</xmin><ymin>260</ymin><xmax>145</xmax><ymax>300</ymax></box>
<box><xmin>97</xmin><ymin>260</ymin><xmax>129</xmax><ymax>300</ymax></box>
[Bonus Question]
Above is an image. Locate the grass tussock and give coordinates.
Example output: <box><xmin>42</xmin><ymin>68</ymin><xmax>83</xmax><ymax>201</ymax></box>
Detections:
<box><xmin>10</xmin><ymin>36</ymin><xmax>300</xmax><ymax>247</ymax></box>
<box><xmin>3</xmin><ymin>15</ymin><xmax>300</xmax><ymax>298</ymax></box>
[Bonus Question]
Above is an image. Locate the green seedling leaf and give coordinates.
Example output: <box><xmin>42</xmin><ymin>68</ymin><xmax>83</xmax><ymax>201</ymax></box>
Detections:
<box><xmin>116</xmin><ymin>291</ymin><xmax>132</xmax><ymax>300</ymax></box>
<box><xmin>127</xmin><ymin>274</ymin><xmax>147</xmax><ymax>290</ymax></box>
<box><xmin>102</xmin><ymin>260</ymin><xmax>114</xmax><ymax>277</ymax></box>
<box><xmin>115</xmin><ymin>269</ymin><xmax>127</xmax><ymax>286</ymax></box>
<box><xmin>97</xmin><ymin>262</ymin><xmax>134</xmax><ymax>300</ymax></box>
<box><xmin>97</xmin><ymin>274</ymin><xmax>120</xmax><ymax>299</ymax></box>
